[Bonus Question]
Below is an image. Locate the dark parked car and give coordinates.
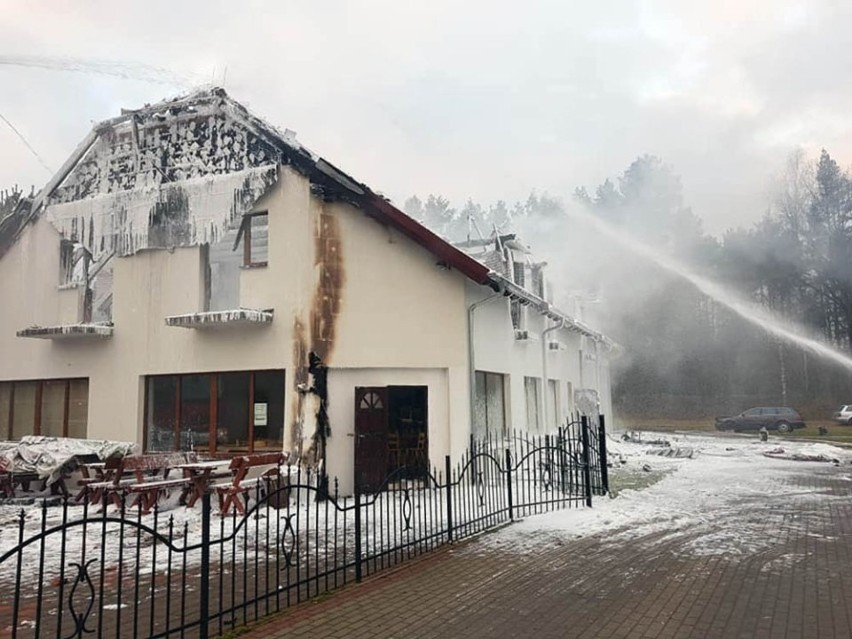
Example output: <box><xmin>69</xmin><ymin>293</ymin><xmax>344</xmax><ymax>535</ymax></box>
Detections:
<box><xmin>715</xmin><ymin>407</ymin><xmax>805</xmax><ymax>433</ymax></box>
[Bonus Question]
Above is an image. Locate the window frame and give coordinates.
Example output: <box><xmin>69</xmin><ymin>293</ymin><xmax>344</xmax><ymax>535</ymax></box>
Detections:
<box><xmin>143</xmin><ymin>369</ymin><xmax>285</xmax><ymax>454</ymax></box>
<box><xmin>1</xmin><ymin>378</ymin><xmax>89</xmax><ymax>440</ymax></box>
<box><xmin>474</xmin><ymin>370</ymin><xmax>508</xmax><ymax>437</ymax></box>
<box><xmin>236</xmin><ymin>211</ymin><xmax>269</xmax><ymax>268</ymax></box>
<box><xmin>524</xmin><ymin>376</ymin><xmax>542</xmax><ymax>432</ymax></box>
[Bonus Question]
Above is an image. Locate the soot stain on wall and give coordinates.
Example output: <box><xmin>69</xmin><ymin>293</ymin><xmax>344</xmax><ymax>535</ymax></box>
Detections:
<box><xmin>291</xmin><ymin>316</ymin><xmax>308</xmax><ymax>454</ymax></box>
<box><xmin>310</xmin><ymin>205</ymin><xmax>345</xmax><ymax>363</ymax></box>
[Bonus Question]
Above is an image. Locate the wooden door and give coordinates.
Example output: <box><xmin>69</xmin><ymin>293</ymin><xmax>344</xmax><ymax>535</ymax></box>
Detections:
<box><xmin>354</xmin><ymin>387</ymin><xmax>389</xmax><ymax>493</ymax></box>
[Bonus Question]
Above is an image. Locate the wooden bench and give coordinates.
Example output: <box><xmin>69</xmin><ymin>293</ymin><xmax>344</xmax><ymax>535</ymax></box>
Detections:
<box><xmin>88</xmin><ymin>452</ymin><xmax>198</xmax><ymax>513</ymax></box>
<box><xmin>214</xmin><ymin>452</ymin><xmax>286</xmax><ymax>516</ymax></box>
<box><xmin>76</xmin><ymin>456</ymin><xmax>124</xmax><ymax>504</ymax></box>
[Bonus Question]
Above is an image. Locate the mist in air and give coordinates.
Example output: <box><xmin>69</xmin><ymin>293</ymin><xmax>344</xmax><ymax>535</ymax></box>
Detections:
<box><xmin>405</xmin><ymin>151</ymin><xmax>852</xmax><ymax>422</ymax></box>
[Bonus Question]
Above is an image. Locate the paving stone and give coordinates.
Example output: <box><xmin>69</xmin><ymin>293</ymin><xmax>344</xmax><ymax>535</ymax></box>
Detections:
<box><xmin>240</xmin><ymin>468</ymin><xmax>852</xmax><ymax>639</ymax></box>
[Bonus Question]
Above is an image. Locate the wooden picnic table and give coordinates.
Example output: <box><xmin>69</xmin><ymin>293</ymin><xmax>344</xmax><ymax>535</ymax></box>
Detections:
<box><xmin>176</xmin><ymin>459</ymin><xmax>234</xmax><ymax>508</ymax></box>
<box><xmin>80</xmin><ymin>452</ymin><xmax>197</xmax><ymax>512</ymax></box>
<box><xmin>76</xmin><ymin>458</ymin><xmax>122</xmax><ymax>504</ymax></box>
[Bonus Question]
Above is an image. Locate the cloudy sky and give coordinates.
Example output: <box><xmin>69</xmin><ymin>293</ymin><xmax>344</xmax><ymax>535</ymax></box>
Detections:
<box><xmin>2</xmin><ymin>0</ymin><xmax>852</xmax><ymax>235</ymax></box>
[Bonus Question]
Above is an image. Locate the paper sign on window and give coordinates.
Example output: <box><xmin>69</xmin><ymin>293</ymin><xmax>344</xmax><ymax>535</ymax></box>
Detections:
<box><xmin>254</xmin><ymin>402</ymin><xmax>268</xmax><ymax>426</ymax></box>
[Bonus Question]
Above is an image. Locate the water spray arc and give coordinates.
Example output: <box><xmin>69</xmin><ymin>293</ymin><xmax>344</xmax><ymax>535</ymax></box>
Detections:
<box><xmin>0</xmin><ymin>55</ymin><xmax>201</xmax><ymax>87</ymax></box>
<box><xmin>565</xmin><ymin>206</ymin><xmax>852</xmax><ymax>374</ymax></box>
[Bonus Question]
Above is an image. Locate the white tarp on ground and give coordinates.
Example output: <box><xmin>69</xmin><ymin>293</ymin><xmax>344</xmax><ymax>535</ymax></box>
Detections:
<box><xmin>0</xmin><ymin>436</ymin><xmax>137</xmax><ymax>484</ymax></box>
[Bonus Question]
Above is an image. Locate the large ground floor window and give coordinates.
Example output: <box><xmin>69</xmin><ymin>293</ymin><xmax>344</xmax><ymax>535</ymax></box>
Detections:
<box><xmin>0</xmin><ymin>379</ymin><xmax>89</xmax><ymax>440</ymax></box>
<box><xmin>145</xmin><ymin>370</ymin><xmax>285</xmax><ymax>454</ymax></box>
<box><xmin>473</xmin><ymin>371</ymin><xmax>507</xmax><ymax>437</ymax></box>
<box><xmin>524</xmin><ymin>376</ymin><xmax>542</xmax><ymax>432</ymax></box>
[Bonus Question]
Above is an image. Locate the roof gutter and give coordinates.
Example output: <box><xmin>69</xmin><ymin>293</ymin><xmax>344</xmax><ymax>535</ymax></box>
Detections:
<box><xmin>485</xmin><ymin>272</ymin><xmax>615</xmax><ymax>350</ymax></box>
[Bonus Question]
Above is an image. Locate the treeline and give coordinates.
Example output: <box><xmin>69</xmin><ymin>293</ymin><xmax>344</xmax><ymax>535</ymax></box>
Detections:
<box><xmin>0</xmin><ymin>186</ymin><xmax>24</xmax><ymax>221</ymax></box>
<box><xmin>404</xmin><ymin>151</ymin><xmax>852</xmax><ymax>420</ymax></box>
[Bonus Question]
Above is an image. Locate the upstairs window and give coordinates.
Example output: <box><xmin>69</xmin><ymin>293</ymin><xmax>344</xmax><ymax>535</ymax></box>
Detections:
<box><xmin>59</xmin><ymin>240</ymin><xmax>90</xmax><ymax>287</ymax></box>
<box><xmin>512</xmin><ymin>262</ymin><xmax>525</xmax><ymax>288</ymax></box>
<box><xmin>235</xmin><ymin>212</ymin><xmax>269</xmax><ymax>268</ymax></box>
<box><xmin>511</xmin><ymin>298</ymin><xmax>528</xmax><ymax>331</ymax></box>
<box><xmin>531</xmin><ymin>265</ymin><xmax>545</xmax><ymax>298</ymax></box>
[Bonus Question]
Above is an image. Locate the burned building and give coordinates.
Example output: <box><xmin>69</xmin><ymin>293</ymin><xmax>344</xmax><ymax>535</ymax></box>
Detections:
<box><xmin>0</xmin><ymin>88</ymin><xmax>613</xmax><ymax>492</ymax></box>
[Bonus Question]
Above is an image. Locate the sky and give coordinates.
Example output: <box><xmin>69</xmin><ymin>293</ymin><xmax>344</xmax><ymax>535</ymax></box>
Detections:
<box><xmin>2</xmin><ymin>0</ymin><xmax>852</xmax><ymax>235</ymax></box>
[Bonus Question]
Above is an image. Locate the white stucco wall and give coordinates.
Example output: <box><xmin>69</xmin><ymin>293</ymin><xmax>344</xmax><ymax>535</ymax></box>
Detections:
<box><xmin>466</xmin><ymin>281</ymin><xmax>612</xmax><ymax>432</ymax></box>
<box><xmin>0</xmin><ymin>164</ymin><xmax>611</xmax><ymax>489</ymax></box>
<box><xmin>0</xmin><ymin>166</ymin><xmax>472</xmax><ymax>478</ymax></box>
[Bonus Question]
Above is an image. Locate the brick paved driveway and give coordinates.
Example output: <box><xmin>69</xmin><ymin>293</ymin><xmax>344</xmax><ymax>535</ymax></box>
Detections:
<box><xmin>243</xmin><ymin>461</ymin><xmax>852</xmax><ymax>639</ymax></box>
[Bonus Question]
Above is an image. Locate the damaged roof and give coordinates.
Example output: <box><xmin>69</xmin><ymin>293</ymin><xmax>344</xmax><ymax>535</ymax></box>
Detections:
<box><xmin>0</xmin><ymin>87</ymin><xmax>490</xmax><ymax>283</ymax></box>
<box><xmin>0</xmin><ymin>87</ymin><xmax>610</xmax><ymax>345</ymax></box>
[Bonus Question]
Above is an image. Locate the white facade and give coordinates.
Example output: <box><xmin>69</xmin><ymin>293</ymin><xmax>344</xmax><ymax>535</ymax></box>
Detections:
<box><xmin>0</xmin><ymin>89</ymin><xmax>613</xmax><ymax>494</ymax></box>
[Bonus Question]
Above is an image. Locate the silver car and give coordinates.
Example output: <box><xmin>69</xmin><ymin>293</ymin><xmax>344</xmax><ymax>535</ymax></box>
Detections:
<box><xmin>832</xmin><ymin>405</ymin><xmax>852</xmax><ymax>424</ymax></box>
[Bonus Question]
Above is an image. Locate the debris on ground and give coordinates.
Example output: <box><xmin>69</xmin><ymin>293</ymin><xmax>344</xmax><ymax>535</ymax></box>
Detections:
<box><xmin>621</xmin><ymin>431</ymin><xmax>671</xmax><ymax>447</ymax></box>
<box><xmin>641</xmin><ymin>463</ymin><xmax>652</xmax><ymax>472</ymax></box>
<box><xmin>646</xmin><ymin>448</ymin><xmax>694</xmax><ymax>459</ymax></box>
<box><xmin>763</xmin><ymin>447</ymin><xmax>840</xmax><ymax>464</ymax></box>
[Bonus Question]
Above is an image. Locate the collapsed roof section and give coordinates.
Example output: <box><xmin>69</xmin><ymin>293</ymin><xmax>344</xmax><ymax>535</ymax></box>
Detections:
<box><xmin>0</xmin><ymin>87</ymin><xmax>611</xmax><ymax>347</ymax></box>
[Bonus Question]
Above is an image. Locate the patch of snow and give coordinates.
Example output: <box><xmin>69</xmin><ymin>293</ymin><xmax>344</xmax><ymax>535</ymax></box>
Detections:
<box><xmin>476</xmin><ymin>432</ymin><xmax>851</xmax><ymax>559</ymax></box>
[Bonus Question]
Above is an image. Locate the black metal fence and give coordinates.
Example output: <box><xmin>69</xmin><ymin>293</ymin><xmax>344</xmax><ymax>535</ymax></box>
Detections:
<box><xmin>0</xmin><ymin>415</ymin><xmax>608</xmax><ymax>639</ymax></box>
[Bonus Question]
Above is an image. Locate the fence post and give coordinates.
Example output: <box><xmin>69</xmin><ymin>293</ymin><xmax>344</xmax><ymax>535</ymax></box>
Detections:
<box><xmin>354</xmin><ymin>486</ymin><xmax>363</xmax><ymax>583</ymax></box>
<box><xmin>505</xmin><ymin>448</ymin><xmax>514</xmax><ymax>522</ymax></box>
<box><xmin>445</xmin><ymin>455</ymin><xmax>453</xmax><ymax>543</ymax></box>
<box><xmin>199</xmin><ymin>491</ymin><xmax>211</xmax><ymax>639</ymax></box>
<box><xmin>580</xmin><ymin>416</ymin><xmax>593</xmax><ymax>508</ymax></box>
<box><xmin>598</xmin><ymin>415</ymin><xmax>609</xmax><ymax>494</ymax></box>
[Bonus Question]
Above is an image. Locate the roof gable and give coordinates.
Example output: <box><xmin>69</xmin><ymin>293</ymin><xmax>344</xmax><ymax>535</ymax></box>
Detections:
<box><xmin>49</xmin><ymin>92</ymin><xmax>285</xmax><ymax>205</ymax></box>
<box><xmin>1</xmin><ymin>87</ymin><xmax>491</xmax><ymax>283</ymax></box>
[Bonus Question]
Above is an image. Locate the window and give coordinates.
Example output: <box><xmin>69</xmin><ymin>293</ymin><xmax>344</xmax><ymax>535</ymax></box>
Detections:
<box><xmin>511</xmin><ymin>262</ymin><xmax>527</xmax><ymax>331</ymax></box>
<box><xmin>565</xmin><ymin>381</ymin><xmax>575</xmax><ymax>421</ymax></box>
<box><xmin>181</xmin><ymin>374</ymin><xmax>212</xmax><ymax>451</ymax></box>
<box><xmin>59</xmin><ymin>240</ymin><xmax>90</xmax><ymax>286</ymax></box>
<box><xmin>546</xmin><ymin>379</ymin><xmax>559</xmax><ymax>430</ymax></box>
<box><xmin>40</xmin><ymin>380</ymin><xmax>66</xmax><ymax>437</ymax></box>
<box><xmin>511</xmin><ymin>299</ymin><xmax>524</xmax><ymax>331</ymax></box>
<box><xmin>0</xmin><ymin>379</ymin><xmax>89</xmax><ymax>440</ymax></box>
<box><xmin>474</xmin><ymin>371</ymin><xmax>507</xmax><ymax>437</ymax></box>
<box><xmin>0</xmin><ymin>384</ymin><xmax>10</xmax><ymax>440</ymax></box>
<box><xmin>524</xmin><ymin>376</ymin><xmax>541</xmax><ymax>432</ymax></box>
<box><xmin>252</xmin><ymin>371</ymin><xmax>285</xmax><ymax>451</ymax></box>
<box><xmin>531</xmin><ymin>265</ymin><xmax>545</xmax><ymax>298</ymax></box>
<box><xmin>145</xmin><ymin>370</ymin><xmax>285</xmax><ymax>454</ymax></box>
<box><xmin>237</xmin><ymin>212</ymin><xmax>269</xmax><ymax>268</ymax></box>
<box><xmin>217</xmin><ymin>372</ymin><xmax>249</xmax><ymax>450</ymax></box>
<box><xmin>67</xmin><ymin>380</ymin><xmax>89</xmax><ymax>439</ymax></box>
<box><xmin>513</xmin><ymin>262</ymin><xmax>525</xmax><ymax>287</ymax></box>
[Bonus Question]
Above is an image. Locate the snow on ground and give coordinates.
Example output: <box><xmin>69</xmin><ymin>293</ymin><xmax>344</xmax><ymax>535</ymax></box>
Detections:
<box><xmin>2</xmin><ymin>431</ymin><xmax>850</xmax><ymax>584</ymax></box>
<box><xmin>477</xmin><ymin>432</ymin><xmax>852</xmax><ymax>559</ymax></box>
